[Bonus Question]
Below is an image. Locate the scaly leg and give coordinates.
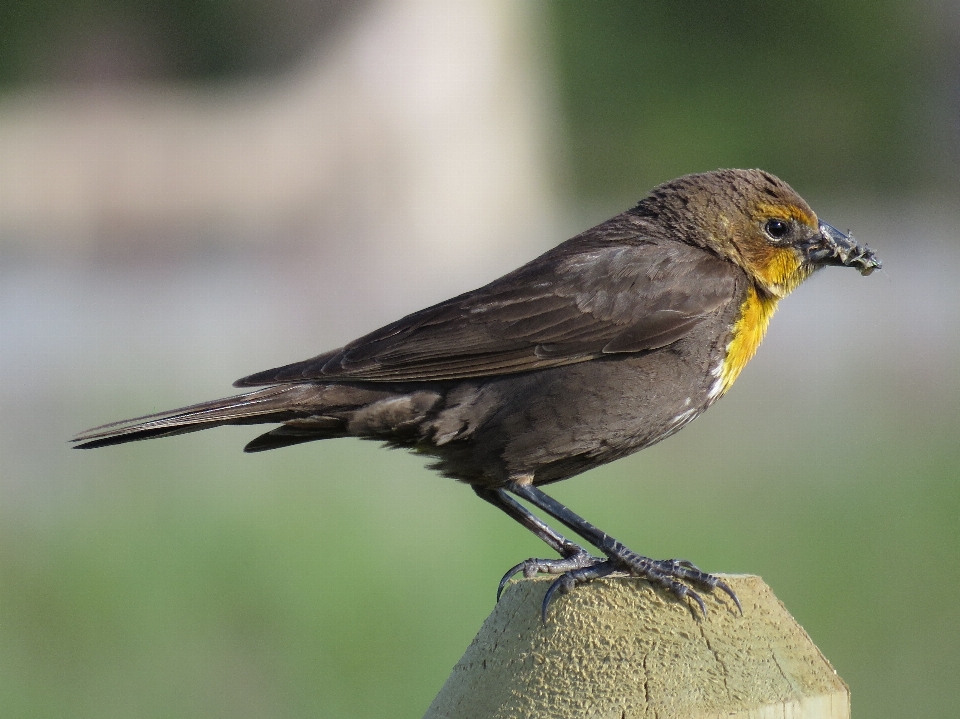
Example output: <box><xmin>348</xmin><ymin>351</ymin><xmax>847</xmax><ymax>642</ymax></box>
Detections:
<box><xmin>473</xmin><ymin>486</ymin><xmax>600</xmax><ymax>604</ymax></box>
<box><xmin>505</xmin><ymin>481</ymin><xmax>742</xmax><ymax>619</ymax></box>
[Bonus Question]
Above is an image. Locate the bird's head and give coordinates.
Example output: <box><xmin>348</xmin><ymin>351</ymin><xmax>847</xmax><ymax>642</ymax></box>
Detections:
<box><xmin>633</xmin><ymin>169</ymin><xmax>881</xmax><ymax>299</ymax></box>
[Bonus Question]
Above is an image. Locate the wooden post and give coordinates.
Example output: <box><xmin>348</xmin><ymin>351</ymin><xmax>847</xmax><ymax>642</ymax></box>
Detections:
<box><xmin>425</xmin><ymin>575</ymin><xmax>847</xmax><ymax>719</ymax></box>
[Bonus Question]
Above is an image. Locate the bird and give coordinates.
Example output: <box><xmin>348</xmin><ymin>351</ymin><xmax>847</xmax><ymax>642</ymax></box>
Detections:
<box><xmin>73</xmin><ymin>169</ymin><xmax>881</xmax><ymax>619</ymax></box>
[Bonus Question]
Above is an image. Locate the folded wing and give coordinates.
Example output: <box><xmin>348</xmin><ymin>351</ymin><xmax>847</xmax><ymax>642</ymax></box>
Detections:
<box><xmin>235</xmin><ymin>233</ymin><xmax>740</xmax><ymax>386</ymax></box>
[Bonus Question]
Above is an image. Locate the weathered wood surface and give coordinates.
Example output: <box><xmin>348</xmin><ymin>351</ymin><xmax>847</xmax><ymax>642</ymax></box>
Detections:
<box><xmin>425</xmin><ymin>574</ymin><xmax>847</xmax><ymax>719</ymax></box>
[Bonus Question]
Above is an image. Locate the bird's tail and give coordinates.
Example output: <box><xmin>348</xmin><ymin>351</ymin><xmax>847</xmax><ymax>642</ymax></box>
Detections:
<box><xmin>71</xmin><ymin>384</ymin><xmax>324</xmax><ymax>450</ymax></box>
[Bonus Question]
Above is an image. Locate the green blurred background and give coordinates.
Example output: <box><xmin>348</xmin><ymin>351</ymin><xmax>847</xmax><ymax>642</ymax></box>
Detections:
<box><xmin>2</xmin><ymin>2</ymin><xmax>959</xmax><ymax>717</ymax></box>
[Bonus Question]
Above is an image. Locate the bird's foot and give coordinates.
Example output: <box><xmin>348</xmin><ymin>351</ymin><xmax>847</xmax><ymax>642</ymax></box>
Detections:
<box><xmin>539</xmin><ymin>558</ymin><xmax>619</xmax><ymax>621</ymax></box>
<box><xmin>498</xmin><ymin>482</ymin><xmax>742</xmax><ymax>621</ymax></box>
<box><xmin>531</xmin><ymin>550</ymin><xmax>742</xmax><ymax>621</ymax></box>
<box><xmin>497</xmin><ymin>549</ymin><xmax>601</xmax><ymax>601</ymax></box>
<box><xmin>606</xmin><ymin>549</ymin><xmax>742</xmax><ymax>619</ymax></box>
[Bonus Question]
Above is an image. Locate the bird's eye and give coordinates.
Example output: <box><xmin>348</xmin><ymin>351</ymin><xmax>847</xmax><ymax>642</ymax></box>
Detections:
<box><xmin>764</xmin><ymin>219</ymin><xmax>789</xmax><ymax>240</ymax></box>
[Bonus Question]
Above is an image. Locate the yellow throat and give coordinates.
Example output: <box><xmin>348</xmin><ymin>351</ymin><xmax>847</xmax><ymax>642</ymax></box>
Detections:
<box><xmin>713</xmin><ymin>285</ymin><xmax>780</xmax><ymax>398</ymax></box>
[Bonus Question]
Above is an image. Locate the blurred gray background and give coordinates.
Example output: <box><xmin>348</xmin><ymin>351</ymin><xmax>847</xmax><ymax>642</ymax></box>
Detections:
<box><xmin>2</xmin><ymin>1</ymin><xmax>958</xmax><ymax>717</ymax></box>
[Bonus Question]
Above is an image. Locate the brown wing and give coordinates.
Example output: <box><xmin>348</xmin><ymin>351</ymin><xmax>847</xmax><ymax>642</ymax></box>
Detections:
<box><xmin>234</xmin><ymin>228</ymin><xmax>740</xmax><ymax>386</ymax></box>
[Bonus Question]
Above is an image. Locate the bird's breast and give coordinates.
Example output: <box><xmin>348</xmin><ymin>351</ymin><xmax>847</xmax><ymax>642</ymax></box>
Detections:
<box><xmin>708</xmin><ymin>285</ymin><xmax>779</xmax><ymax>399</ymax></box>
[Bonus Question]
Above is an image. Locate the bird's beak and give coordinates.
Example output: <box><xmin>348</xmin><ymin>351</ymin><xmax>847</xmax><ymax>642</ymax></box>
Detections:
<box><xmin>804</xmin><ymin>221</ymin><xmax>881</xmax><ymax>276</ymax></box>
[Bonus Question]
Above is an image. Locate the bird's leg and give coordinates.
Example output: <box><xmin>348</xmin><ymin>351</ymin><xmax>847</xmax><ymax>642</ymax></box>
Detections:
<box><xmin>473</xmin><ymin>486</ymin><xmax>602</xmax><ymax>600</ymax></box>
<box><xmin>506</xmin><ymin>481</ymin><xmax>742</xmax><ymax>619</ymax></box>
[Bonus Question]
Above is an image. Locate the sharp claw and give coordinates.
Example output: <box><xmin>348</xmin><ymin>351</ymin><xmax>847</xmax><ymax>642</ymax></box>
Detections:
<box><xmin>670</xmin><ymin>582</ymin><xmax>706</xmax><ymax>618</ymax></box>
<box><xmin>496</xmin><ymin>549</ymin><xmax>603</xmax><ymax>603</ymax></box>
<box><xmin>691</xmin><ymin>590</ymin><xmax>707</xmax><ymax>618</ymax></box>
<box><xmin>540</xmin><ymin>562</ymin><xmax>618</xmax><ymax>622</ymax></box>
<box><xmin>715</xmin><ymin>578</ymin><xmax>743</xmax><ymax>615</ymax></box>
<box><xmin>497</xmin><ymin>562</ymin><xmax>527</xmax><ymax>601</ymax></box>
<box><xmin>541</xmin><ymin>576</ymin><xmax>569</xmax><ymax>622</ymax></box>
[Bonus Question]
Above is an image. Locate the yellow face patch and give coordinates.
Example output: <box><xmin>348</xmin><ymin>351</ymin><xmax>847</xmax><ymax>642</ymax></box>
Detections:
<box><xmin>751</xmin><ymin>246</ymin><xmax>808</xmax><ymax>296</ymax></box>
<box><xmin>745</xmin><ymin>202</ymin><xmax>818</xmax><ymax>297</ymax></box>
<box><xmin>713</xmin><ymin>286</ymin><xmax>779</xmax><ymax>397</ymax></box>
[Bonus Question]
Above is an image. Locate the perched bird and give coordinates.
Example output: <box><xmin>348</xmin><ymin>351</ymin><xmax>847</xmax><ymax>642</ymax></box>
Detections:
<box><xmin>74</xmin><ymin>169</ymin><xmax>880</xmax><ymax>618</ymax></box>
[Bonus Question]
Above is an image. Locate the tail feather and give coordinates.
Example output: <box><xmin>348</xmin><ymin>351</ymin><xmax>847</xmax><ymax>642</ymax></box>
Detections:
<box><xmin>72</xmin><ymin>385</ymin><xmax>320</xmax><ymax>449</ymax></box>
<box><xmin>243</xmin><ymin>417</ymin><xmax>348</xmax><ymax>453</ymax></box>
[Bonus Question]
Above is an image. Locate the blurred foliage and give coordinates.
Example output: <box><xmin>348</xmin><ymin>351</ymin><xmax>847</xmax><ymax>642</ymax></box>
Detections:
<box><xmin>1</xmin><ymin>0</ymin><xmax>949</xmax><ymax>195</ymax></box>
<box><xmin>0</xmin><ymin>0</ymin><xmax>357</xmax><ymax>86</ymax></box>
<box><xmin>545</xmin><ymin>0</ymin><xmax>937</xmax><ymax>201</ymax></box>
<box><xmin>3</xmin><ymin>379</ymin><xmax>959</xmax><ymax>718</ymax></box>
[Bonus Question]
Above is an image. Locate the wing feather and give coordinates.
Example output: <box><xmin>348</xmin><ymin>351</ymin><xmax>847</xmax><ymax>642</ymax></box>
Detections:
<box><xmin>235</xmin><ymin>222</ymin><xmax>740</xmax><ymax>386</ymax></box>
